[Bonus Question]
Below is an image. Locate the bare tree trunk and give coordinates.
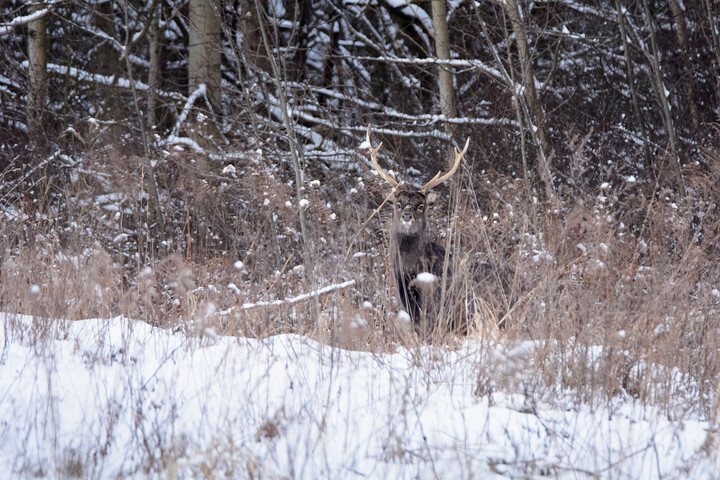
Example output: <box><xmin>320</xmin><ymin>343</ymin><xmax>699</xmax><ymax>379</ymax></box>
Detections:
<box><xmin>26</xmin><ymin>3</ymin><xmax>47</xmax><ymax>143</ymax></box>
<box><xmin>503</xmin><ymin>0</ymin><xmax>549</xmax><ymax>153</ymax></box>
<box><xmin>431</xmin><ymin>0</ymin><xmax>457</xmax><ymax>142</ymax></box>
<box><xmin>147</xmin><ymin>3</ymin><xmax>161</xmax><ymax>135</ymax></box>
<box><xmin>668</xmin><ymin>0</ymin><xmax>700</xmax><ymax>130</ymax></box>
<box><xmin>93</xmin><ymin>0</ymin><xmax>127</xmax><ymax>141</ymax></box>
<box><xmin>189</xmin><ymin>0</ymin><xmax>222</xmax><ymax>114</ymax></box>
<box><xmin>616</xmin><ymin>0</ymin><xmax>652</xmax><ymax>167</ymax></box>
<box><xmin>240</xmin><ymin>0</ymin><xmax>271</xmax><ymax>73</ymax></box>
<box><xmin>642</xmin><ymin>0</ymin><xmax>685</xmax><ymax>194</ymax></box>
<box><xmin>702</xmin><ymin>0</ymin><xmax>720</xmax><ymax>107</ymax></box>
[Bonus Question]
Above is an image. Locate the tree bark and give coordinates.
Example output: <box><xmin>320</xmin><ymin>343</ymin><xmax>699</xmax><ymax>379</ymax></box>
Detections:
<box><xmin>431</xmin><ymin>0</ymin><xmax>457</xmax><ymax>142</ymax></box>
<box><xmin>502</xmin><ymin>0</ymin><xmax>549</xmax><ymax>153</ymax></box>
<box><xmin>26</xmin><ymin>2</ymin><xmax>47</xmax><ymax>143</ymax></box>
<box><xmin>240</xmin><ymin>0</ymin><xmax>271</xmax><ymax>73</ymax></box>
<box><xmin>701</xmin><ymin>0</ymin><xmax>720</xmax><ymax>107</ymax></box>
<box><xmin>642</xmin><ymin>0</ymin><xmax>685</xmax><ymax>194</ymax></box>
<box><xmin>667</xmin><ymin>0</ymin><xmax>700</xmax><ymax>130</ymax></box>
<box><xmin>147</xmin><ymin>3</ymin><xmax>161</xmax><ymax>135</ymax></box>
<box><xmin>189</xmin><ymin>0</ymin><xmax>222</xmax><ymax>113</ymax></box>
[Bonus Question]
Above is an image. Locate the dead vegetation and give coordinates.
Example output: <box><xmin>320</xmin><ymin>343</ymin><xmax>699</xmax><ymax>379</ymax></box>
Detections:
<box><xmin>2</xmin><ymin>133</ymin><xmax>720</xmax><ymax>418</ymax></box>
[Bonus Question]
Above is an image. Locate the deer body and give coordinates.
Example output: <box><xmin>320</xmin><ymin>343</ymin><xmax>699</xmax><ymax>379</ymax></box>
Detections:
<box><xmin>366</xmin><ymin>126</ymin><xmax>469</xmax><ymax>334</ymax></box>
<box><xmin>390</xmin><ymin>187</ymin><xmax>447</xmax><ymax>329</ymax></box>
<box><xmin>391</xmin><ymin>214</ymin><xmax>447</xmax><ymax>331</ymax></box>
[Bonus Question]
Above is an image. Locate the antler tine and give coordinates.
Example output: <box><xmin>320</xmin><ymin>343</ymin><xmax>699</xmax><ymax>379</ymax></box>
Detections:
<box><xmin>419</xmin><ymin>137</ymin><xmax>470</xmax><ymax>194</ymax></box>
<box><xmin>366</xmin><ymin>125</ymin><xmax>400</xmax><ymax>189</ymax></box>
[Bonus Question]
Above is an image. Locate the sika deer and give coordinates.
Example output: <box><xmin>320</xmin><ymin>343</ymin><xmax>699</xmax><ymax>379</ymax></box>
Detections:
<box><xmin>366</xmin><ymin>125</ymin><xmax>470</xmax><ymax>334</ymax></box>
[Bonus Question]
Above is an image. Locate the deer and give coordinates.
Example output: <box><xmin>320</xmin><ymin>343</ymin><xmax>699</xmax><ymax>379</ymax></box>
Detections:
<box><xmin>365</xmin><ymin>125</ymin><xmax>471</xmax><ymax>335</ymax></box>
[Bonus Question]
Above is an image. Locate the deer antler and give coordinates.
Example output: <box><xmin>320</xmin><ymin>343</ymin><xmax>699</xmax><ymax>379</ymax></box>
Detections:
<box><xmin>419</xmin><ymin>137</ymin><xmax>470</xmax><ymax>194</ymax></box>
<box><xmin>366</xmin><ymin>125</ymin><xmax>400</xmax><ymax>189</ymax></box>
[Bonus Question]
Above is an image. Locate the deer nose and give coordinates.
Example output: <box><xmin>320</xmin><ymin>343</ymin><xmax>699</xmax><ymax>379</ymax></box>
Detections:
<box><xmin>402</xmin><ymin>211</ymin><xmax>413</xmax><ymax>222</ymax></box>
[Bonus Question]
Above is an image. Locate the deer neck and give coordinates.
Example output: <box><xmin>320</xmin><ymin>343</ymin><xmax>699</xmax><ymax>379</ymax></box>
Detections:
<box><xmin>392</xmin><ymin>231</ymin><xmax>427</xmax><ymax>272</ymax></box>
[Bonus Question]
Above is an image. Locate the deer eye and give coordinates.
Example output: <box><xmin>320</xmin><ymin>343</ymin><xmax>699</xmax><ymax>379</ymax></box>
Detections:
<box><xmin>416</xmin><ymin>204</ymin><xmax>425</xmax><ymax>212</ymax></box>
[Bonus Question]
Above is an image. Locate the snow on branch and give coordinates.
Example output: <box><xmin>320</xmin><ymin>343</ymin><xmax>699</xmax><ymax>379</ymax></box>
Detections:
<box><xmin>534</xmin><ymin>0</ymin><xmax>614</xmax><ymax>19</ymax></box>
<box><xmin>384</xmin><ymin>0</ymin><xmax>433</xmax><ymax>33</ymax></box>
<box><xmin>170</xmin><ymin>84</ymin><xmax>207</xmax><ymax>138</ymax></box>
<box><xmin>349</xmin><ymin>55</ymin><xmax>505</xmax><ymax>83</ymax></box>
<box><xmin>236</xmin><ymin>280</ymin><xmax>356</xmax><ymax>312</ymax></box>
<box><xmin>0</xmin><ymin>4</ymin><xmax>56</xmax><ymax>36</ymax></box>
<box><xmin>32</xmin><ymin>62</ymin><xmax>185</xmax><ymax>102</ymax></box>
<box><xmin>284</xmin><ymin>82</ymin><xmax>518</xmax><ymax>129</ymax></box>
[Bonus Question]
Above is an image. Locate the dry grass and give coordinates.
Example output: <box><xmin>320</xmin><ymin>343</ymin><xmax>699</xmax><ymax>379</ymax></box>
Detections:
<box><xmin>2</xmin><ymin>139</ymin><xmax>720</xmax><ymax>418</ymax></box>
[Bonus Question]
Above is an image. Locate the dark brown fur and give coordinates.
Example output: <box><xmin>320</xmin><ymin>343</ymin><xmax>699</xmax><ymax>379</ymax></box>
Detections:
<box><xmin>390</xmin><ymin>186</ymin><xmax>457</xmax><ymax>334</ymax></box>
<box><xmin>390</xmin><ymin>186</ymin><xmax>516</xmax><ymax>336</ymax></box>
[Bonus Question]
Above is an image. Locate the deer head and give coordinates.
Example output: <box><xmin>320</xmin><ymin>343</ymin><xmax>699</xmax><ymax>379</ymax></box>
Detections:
<box><xmin>365</xmin><ymin>124</ymin><xmax>470</xmax><ymax>239</ymax></box>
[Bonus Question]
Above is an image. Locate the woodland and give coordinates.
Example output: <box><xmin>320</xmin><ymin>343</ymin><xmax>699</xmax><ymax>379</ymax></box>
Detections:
<box><xmin>2</xmin><ymin>0</ymin><xmax>720</xmax><ymax>422</ymax></box>
<box><xmin>3</xmin><ymin>1</ymin><xmax>720</xmax><ymax>477</ymax></box>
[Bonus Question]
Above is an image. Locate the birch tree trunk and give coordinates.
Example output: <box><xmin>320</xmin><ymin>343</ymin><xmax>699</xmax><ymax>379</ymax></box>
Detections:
<box><xmin>26</xmin><ymin>3</ymin><xmax>47</xmax><ymax>143</ymax></box>
<box><xmin>189</xmin><ymin>0</ymin><xmax>222</xmax><ymax>114</ymax></box>
<box><xmin>431</xmin><ymin>0</ymin><xmax>457</xmax><ymax>142</ymax></box>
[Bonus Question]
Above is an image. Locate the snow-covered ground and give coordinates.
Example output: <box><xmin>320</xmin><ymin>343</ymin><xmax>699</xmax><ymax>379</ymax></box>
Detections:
<box><xmin>1</xmin><ymin>313</ymin><xmax>718</xmax><ymax>479</ymax></box>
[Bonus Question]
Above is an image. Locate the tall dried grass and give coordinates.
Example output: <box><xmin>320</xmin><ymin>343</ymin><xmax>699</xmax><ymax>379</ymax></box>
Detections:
<box><xmin>1</xmin><ymin>138</ymin><xmax>719</xmax><ymax>417</ymax></box>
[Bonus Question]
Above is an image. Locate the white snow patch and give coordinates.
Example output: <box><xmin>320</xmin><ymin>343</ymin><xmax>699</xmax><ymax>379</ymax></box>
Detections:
<box><xmin>415</xmin><ymin>272</ymin><xmax>437</xmax><ymax>284</ymax></box>
<box><xmin>0</xmin><ymin>313</ymin><xmax>717</xmax><ymax>478</ymax></box>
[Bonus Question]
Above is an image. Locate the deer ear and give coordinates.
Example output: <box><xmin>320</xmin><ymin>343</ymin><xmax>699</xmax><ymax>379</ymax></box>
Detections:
<box><xmin>426</xmin><ymin>191</ymin><xmax>439</xmax><ymax>205</ymax></box>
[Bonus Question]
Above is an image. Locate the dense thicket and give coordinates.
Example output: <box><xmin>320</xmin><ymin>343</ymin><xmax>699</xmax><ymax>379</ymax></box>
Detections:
<box><xmin>1</xmin><ymin>0</ymin><xmax>719</xmax><ymax>302</ymax></box>
<box><xmin>3</xmin><ymin>1</ymin><xmax>720</xmax><ymax>416</ymax></box>
<box><xmin>3</xmin><ymin>0</ymin><xmax>719</xmax><ymax>186</ymax></box>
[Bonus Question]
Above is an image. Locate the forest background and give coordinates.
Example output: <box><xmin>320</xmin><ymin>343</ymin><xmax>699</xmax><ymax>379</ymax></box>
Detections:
<box><xmin>2</xmin><ymin>0</ymin><xmax>720</xmax><ymax>414</ymax></box>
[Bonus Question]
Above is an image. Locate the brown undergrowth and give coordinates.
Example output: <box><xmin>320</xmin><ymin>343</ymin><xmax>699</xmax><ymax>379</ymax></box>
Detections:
<box><xmin>1</xmin><ymin>139</ymin><xmax>720</xmax><ymax>416</ymax></box>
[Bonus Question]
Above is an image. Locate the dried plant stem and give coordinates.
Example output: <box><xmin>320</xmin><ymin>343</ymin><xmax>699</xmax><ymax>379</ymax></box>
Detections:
<box><xmin>255</xmin><ymin>1</ymin><xmax>319</xmax><ymax>327</ymax></box>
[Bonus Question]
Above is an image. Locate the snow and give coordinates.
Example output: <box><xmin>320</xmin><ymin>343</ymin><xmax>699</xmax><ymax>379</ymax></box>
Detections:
<box><xmin>0</xmin><ymin>5</ymin><xmax>55</xmax><ymax>36</ymax></box>
<box><xmin>384</xmin><ymin>0</ymin><xmax>433</xmax><ymax>33</ymax></box>
<box><xmin>238</xmin><ymin>280</ymin><xmax>355</xmax><ymax>311</ymax></box>
<box><xmin>415</xmin><ymin>272</ymin><xmax>437</xmax><ymax>284</ymax></box>
<box><xmin>1</xmin><ymin>313</ymin><xmax>718</xmax><ymax>478</ymax></box>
